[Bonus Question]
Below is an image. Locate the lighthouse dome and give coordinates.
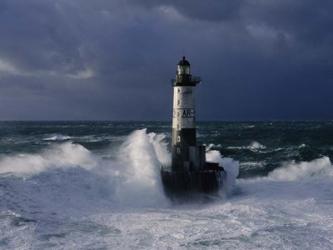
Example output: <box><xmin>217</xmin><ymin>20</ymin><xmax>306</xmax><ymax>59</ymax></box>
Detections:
<box><xmin>178</xmin><ymin>56</ymin><xmax>190</xmax><ymax>66</ymax></box>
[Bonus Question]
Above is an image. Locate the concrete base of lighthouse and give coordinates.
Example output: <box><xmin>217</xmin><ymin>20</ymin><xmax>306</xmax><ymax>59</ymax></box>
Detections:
<box><xmin>160</xmin><ymin>161</ymin><xmax>225</xmax><ymax>195</ymax></box>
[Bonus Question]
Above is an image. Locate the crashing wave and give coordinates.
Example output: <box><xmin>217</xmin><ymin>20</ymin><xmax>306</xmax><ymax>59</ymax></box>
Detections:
<box><xmin>0</xmin><ymin>129</ymin><xmax>239</xmax><ymax>211</ymax></box>
<box><xmin>268</xmin><ymin>156</ymin><xmax>333</xmax><ymax>181</ymax></box>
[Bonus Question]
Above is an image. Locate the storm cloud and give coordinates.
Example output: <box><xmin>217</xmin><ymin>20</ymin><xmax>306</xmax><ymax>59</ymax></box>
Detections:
<box><xmin>0</xmin><ymin>0</ymin><xmax>332</xmax><ymax>120</ymax></box>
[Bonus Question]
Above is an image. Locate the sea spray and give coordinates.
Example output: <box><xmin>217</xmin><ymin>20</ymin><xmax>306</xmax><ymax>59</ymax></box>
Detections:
<box><xmin>114</xmin><ymin>129</ymin><xmax>169</xmax><ymax>206</ymax></box>
<box><xmin>0</xmin><ymin>142</ymin><xmax>96</xmax><ymax>176</ymax></box>
<box><xmin>268</xmin><ymin>156</ymin><xmax>333</xmax><ymax>181</ymax></box>
<box><xmin>206</xmin><ymin>150</ymin><xmax>239</xmax><ymax>195</ymax></box>
<box><xmin>0</xmin><ymin>128</ymin><xmax>241</xmax><ymax>210</ymax></box>
<box><xmin>0</xmin><ymin>129</ymin><xmax>173</xmax><ymax>212</ymax></box>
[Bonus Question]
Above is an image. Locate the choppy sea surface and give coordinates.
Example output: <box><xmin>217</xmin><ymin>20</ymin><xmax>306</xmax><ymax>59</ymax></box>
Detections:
<box><xmin>1</xmin><ymin>121</ymin><xmax>333</xmax><ymax>249</ymax></box>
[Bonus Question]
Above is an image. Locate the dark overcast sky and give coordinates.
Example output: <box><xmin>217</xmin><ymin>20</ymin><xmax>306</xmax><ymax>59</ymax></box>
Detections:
<box><xmin>0</xmin><ymin>0</ymin><xmax>332</xmax><ymax>120</ymax></box>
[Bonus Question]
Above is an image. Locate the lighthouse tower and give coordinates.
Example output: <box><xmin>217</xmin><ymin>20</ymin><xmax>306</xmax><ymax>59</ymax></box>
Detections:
<box><xmin>171</xmin><ymin>57</ymin><xmax>205</xmax><ymax>172</ymax></box>
<box><xmin>161</xmin><ymin>56</ymin><xmax>224</xmax><ymax>194</ymax></box>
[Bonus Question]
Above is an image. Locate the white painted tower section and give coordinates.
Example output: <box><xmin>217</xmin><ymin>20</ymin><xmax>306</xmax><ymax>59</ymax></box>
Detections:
<box><xmin>172</xmin><ymin>86</ymin><xmax>195</xmax><ymax>136</ymax></box>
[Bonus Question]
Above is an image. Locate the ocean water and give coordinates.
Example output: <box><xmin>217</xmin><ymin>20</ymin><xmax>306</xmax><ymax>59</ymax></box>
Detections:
<box><xmin>0</xmin><ymin>121</ymin><xmax>333</xmax><ymax>249</ymax></box>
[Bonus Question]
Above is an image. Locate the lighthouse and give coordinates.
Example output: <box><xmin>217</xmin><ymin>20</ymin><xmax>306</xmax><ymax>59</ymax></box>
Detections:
<box><xmin>171</xmin><ymin>57</ymin><xmax>203</xmax><ymax>171</ymax></box>
<box><xmin>161</xmin><ymin>56</ymin><xmax>225</xmax><ymax>194</ymax></box>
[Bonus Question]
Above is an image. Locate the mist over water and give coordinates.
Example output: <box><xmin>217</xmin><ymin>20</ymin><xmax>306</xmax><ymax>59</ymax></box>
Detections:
<box><xmin>0</xmin><ymin>121</ymin><xmax>333</xmax><ymax>249</ymax></box>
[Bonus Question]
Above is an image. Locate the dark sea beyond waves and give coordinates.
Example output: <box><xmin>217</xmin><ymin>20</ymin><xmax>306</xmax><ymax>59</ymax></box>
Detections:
<box><xmin>1</xmin><ymin>121</ymin><xmax>332</xmax><ymax>178</ymax></box>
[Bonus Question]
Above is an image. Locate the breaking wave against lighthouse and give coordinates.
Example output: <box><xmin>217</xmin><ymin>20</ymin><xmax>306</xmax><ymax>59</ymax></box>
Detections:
<box><xmin>0</xmin><ymin>129</ymin><xmax>239</xmax><ymax>213</ymax></box>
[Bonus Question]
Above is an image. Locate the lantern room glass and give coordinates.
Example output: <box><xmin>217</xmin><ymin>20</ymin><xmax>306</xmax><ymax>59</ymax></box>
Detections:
<box><xmin>177</xmin><ymin>65</ymin><xmax>190</xmax><ymax>75</ymax></box>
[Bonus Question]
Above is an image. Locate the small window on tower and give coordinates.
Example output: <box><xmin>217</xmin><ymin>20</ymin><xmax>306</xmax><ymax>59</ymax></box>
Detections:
<box><xmin>177</xmin><ymin>100</ymin><xmax>180</xmax><ymax>106</ymax></box>
<box><xmin>177</xmin><ymin>136</ymin><xmax>181</xmax><ymax>142</ymax></box>
<box><xmin>178</xmin><ymin>88</ymin><xmax>180</xmax><ymax>93</ymax></box>
<box><xmin>177</xmin><ymin>147</ymin><xmax>181</xmax><ymax>154</ymax></box>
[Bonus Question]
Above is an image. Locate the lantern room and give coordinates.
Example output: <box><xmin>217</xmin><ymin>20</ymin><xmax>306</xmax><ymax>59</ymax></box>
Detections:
<box><xmin>177</xmin><ymin>56</ymin><xmax>190</xmax><ymax>75</ymax></box>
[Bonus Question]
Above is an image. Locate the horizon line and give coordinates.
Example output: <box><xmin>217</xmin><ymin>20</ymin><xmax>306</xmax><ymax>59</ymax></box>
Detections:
<box><xmin>0</xmin><ymin>119</ymin><xmax>332</xmax><ymax>122</ymax></box>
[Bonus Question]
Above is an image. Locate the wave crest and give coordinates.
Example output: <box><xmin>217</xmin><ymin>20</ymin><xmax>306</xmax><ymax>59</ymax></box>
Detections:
<box><xmin>227</xmin><ymin>141</ymin><xmax>266</xmax><ymax>152</ymax></box>
<box><xmin>269</xmin><ymin>156</ymin><xmax>332</xmax><ymax>181</ymax></box>
<box><xmin>0</xmin><ymin>142</ymin><xmax>96</xmax><ymax>176</ymax></box>
<box><xmin>43</xmin><ymin>134</ymin><xmax>71</xmax><ymax>141</ymax></box>
<box><xmin>206</xmin><ymin>150</ymin><xmax>239</xmax><ymax>194</ymax></box>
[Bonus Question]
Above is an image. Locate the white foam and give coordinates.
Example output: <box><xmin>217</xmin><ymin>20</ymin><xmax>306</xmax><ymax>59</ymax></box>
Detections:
<box><xmin>206</xmin><ymin>149</ymin><xmax>239</xmax><ymax>194</ymax></box>
<box><xmin>0</xmin><ymin>129</ymin><xmax>242</xmax><ymax>210</ymax></box>
<box><xmin>205</xmin><ymin>143</ymin><xmax>222</xmax><ymax>151</ymax></box>
<box><xmin>43</xmin><ymin>134</ymin><xmax>71</xmax><ymax>141</ymax></box>
<box><xmin>0</xmin><ymin>142</ymin><xmax>96</xmax><ymax>176</ymax></box>
<box><xmin>115</xmin><ymin>129</ymin><xmax>169</xmax><ymax>206</ymax></box>
<box><xmin>227</xmin><ymin>141</ymin><xmax>266</xmax><ymax>152</ymax></box>
<box><xmin>0</xmin><ymin>129</ymin><xmax>172</xmax><ymax>211</ymax></box>
<box><xmin>269</xmin><ymin>156</ymin><xmax>333</xmax><ymax>181</ymax></box>
<box><xmin>248</xmin><ymin>141</ymin><xmax>266</xmax><ymax>151</ymax></box>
